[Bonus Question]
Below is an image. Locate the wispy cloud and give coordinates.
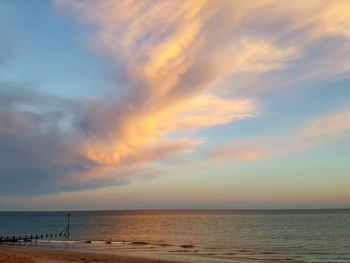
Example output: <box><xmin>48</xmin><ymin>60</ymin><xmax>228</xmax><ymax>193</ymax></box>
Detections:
<box><xmin>302</xmin><ymin>111</ymin><xmax>350</xmax><ymax>138</ymax></box>
<box><xmin>209</xmin><ymin>109</ymin><xmax>350</xmax><ymax>162</ymax></box>
<box><xmin>1</xmin><ymin>0</ymin><xmax>350</xmax><ymax>195</ymax></box>
<box><xmin>52</xmin><ymin>1</ymin><xmax>264</xmax><ymax>182</ymax></box>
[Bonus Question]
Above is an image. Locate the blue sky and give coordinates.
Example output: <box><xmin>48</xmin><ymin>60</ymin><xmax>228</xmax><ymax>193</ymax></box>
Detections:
<box><xmin>0</xmin><ymin>0</ymin><xmax>349</xmax><ymax>210</ymax></box>
<box><xmin>1</xmin><ymin>0</ymin><xmax>107</xmax><ymax>98</ymax></box>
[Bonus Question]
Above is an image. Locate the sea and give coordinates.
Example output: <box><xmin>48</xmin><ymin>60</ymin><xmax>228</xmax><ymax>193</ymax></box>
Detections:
<box><xmin>0</xmin><ymin>209</ymin><xmax>350</xmax><ymax>263</ymax></box>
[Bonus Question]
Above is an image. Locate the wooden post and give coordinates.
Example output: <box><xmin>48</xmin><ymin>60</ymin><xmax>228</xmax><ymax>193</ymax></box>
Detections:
<box><xmin>67</xmin><ymin>213</ymin><xmax>70</xmax><ymax>237</ymax></box>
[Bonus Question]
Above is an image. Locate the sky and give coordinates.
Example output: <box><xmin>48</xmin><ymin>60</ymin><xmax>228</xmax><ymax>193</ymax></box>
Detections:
<box><xmin>0</xmin><ymin>0</ymin><xmax>349</xmax><ymax>211</ymax></box>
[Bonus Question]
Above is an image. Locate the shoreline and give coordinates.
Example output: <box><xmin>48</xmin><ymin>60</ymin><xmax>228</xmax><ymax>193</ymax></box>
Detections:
<box><xmin>0</xmin><ymin>245</ymin><xmax>184</xmax><ymax>263</ymax></box>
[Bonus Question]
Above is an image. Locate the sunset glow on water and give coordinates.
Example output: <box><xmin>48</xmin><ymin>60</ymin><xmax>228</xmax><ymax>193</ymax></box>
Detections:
<box><xmin>1</xmin><ymin>210</ymin><xmax>350</xmax><ymax>262</ymax></box>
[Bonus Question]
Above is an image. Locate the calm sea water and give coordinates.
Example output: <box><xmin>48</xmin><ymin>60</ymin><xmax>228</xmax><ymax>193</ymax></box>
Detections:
<box><xmin>0</xmin><ymin>210</ymin><xmax>350</xmax><ymax>262</ymax></box>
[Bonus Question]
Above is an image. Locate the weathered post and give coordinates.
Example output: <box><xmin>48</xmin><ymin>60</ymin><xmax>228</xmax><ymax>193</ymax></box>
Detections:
<box><xmin>67</xmin><ymin>213</ymin><xmax>70</xmax><ymax>237</ymax></box>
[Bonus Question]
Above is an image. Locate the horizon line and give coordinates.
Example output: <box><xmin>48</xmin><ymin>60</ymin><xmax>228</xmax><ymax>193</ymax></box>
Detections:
<box><xmin>1</xmin><ymin>208</ymin><xmax>349</xmax><ymax>213</ymax></box>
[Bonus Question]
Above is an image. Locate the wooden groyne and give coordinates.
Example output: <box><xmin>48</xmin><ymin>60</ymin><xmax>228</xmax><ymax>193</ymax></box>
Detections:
<box><xmin>0</xmin><ymin>213</ymin><xmax>70</xmax><ymax>243</ymax></box>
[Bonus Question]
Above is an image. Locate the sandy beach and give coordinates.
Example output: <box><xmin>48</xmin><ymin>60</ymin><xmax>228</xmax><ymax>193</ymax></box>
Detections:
<box><xmin>0</xmin><ymin>246</ymin><xmax>183</xmax><ymax>263</ymax></box>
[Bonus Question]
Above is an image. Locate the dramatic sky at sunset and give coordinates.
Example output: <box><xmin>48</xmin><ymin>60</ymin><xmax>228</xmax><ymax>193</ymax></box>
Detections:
<box><xmin>0</xmin><ymin>0</ymin><xmax>349</xmax><ymax>210</ymax></box>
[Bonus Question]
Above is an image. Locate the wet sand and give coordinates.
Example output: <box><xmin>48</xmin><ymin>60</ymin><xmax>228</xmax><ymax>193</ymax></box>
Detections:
<box><xmin>0</xmin><ymin>246</ymin><xmax>183</xmax><ymax>263</ymax></box>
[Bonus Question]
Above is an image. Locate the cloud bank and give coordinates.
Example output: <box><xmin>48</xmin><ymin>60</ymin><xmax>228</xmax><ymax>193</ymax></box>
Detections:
<box><xmin>1</xmin><ymin>0</ymin><xmax>350</xmax><ymax>195</ymax></box>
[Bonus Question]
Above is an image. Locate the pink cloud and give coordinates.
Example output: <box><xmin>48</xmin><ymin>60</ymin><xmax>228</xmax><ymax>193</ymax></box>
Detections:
<box><xmin>208</xmin><ymin>109</ymin><xmax>350</xmax><ymax>162</ymax></box>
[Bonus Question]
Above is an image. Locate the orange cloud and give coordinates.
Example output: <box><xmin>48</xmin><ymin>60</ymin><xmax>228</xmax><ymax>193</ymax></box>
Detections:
<box><xmin>54</xmin><ymin>0</ymin><xmax>264</xmax><ymax>181</ymax></box>
<box><xmin>53</xmin><ymin>0</ymin><xmax>350</xmax><ymax>184</ymax></box>
<box><xmin>2</xmin><ymin>1</ymin><xmax>350</xmax><ymax>196</ymax></box>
